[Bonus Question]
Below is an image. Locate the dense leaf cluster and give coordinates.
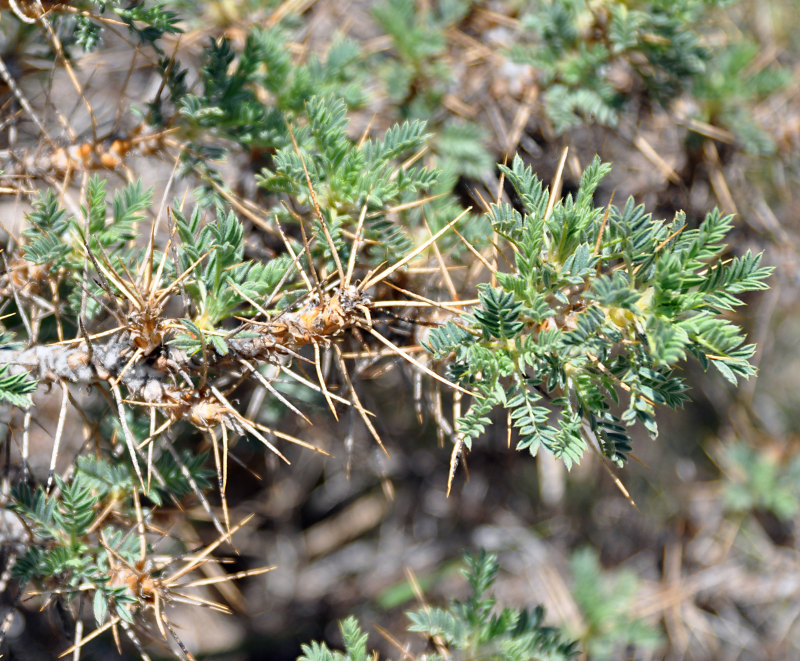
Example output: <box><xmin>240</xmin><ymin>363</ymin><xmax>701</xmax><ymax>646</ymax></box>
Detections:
<box><xmin>9</xmin><ymin>452</ymin><xmax>210</xmax><ymax>628</ymax></box>
<box><xmin>425</xmin><ymin>156</ymin><xmax>771</xmax><ymax>467</ymax></box>
<box><xmin>509</xmin><ymin>0</ymin><xmax>721</xmax><ymax>132</ymax></box>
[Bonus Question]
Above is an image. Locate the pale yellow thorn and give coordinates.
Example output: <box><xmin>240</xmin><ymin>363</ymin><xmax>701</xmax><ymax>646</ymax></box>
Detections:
<box><xmin>363</xmin><ymin>325</ymin><xmax>475</xmax><ymax>397</ymax></box>
<box><xmin>361</xmin><ymin>207</ymin><xmax>471</xmax><ymax>291</ymax></box>
<box><xmin>544</xmin><ymin>146</ymin><xmax>569</xmax><ymax>222</ymax></box>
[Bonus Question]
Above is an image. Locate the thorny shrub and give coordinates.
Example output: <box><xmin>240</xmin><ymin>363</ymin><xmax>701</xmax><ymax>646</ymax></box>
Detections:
<box><xmin>0</xmin><ymin>0</ymin><xmax>781</xmax><ymax>659</ymax></box>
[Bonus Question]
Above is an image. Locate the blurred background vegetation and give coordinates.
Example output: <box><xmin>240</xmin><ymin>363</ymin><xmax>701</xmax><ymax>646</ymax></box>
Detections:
<box><xmin>1</xmin><ymin>0</ymin><xmax>799</xmax><ymax>659</ymax></box>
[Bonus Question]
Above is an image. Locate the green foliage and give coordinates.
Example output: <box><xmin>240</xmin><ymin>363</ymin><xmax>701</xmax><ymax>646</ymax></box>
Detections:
<box><xmin>22</xmin><ymin>189</ymin><xmax>72</xmax><ymax>268</ymax></box>
<box><xmin>10</xmin><ymin>477</ymin><xmax>99</xmax><ymax>586</ymax></box>
<box><xmin>509</xmin><ymin>0</ymin><xmax>725</xmax><ymax>132</ymax></box>
<box><xmin>0</xmin><ymin>1</ymin><xmax>780</xmax><ymax>658</ymax></box>
<box><xmin>171</xmin><ymin>27</ymin><xmax>365</xmax><ymax>170</ymax></box>
<box><xmin>298</xmin><ymin>617</ymin><xmax>371</xmax><ymax>661</ymax></box>
<box><xmin>82</xmin><ymin>177</ymin><xmax>148</xmax><ymax>251</ymax></box>
<box><xmin>21</xmin><ymin>176</ymin><xmax>153</xmax><ymax>319</ymax></box>
<box><xmin>113</xmin><ymin>1</ymin><xmax>182</xmax><ymax>47</ymax></box>
<box><xmin>63</xmin><ymin>1</ymin><xmax>182</xmax><ymax>53</ymax></box>
<box><xmin>368</xmin><ymin>0</ymin><xmax>492</xmax><ymax>259</ymax></box>
<box><xmin>7</xmin><ymin>448</ymin><xmax>211</xmax><ymax>627</ymax></box>
<box><xmin>372</xmin><ymin>0</ymin><xmax>469</xmax><ymax>107</ymax></box>
<box><xmin>172</xmin><ymin>204</ymin><xmax>291</xmax><ymax>330</ymax></box>
<box><xmin>0</xmin><ymin>364</ymin><xmax>37</xmax><ymax>407</ymax></box>
<box><xmin>722</xmin><ymin>443</ymin><xmax>800</xmax><ymax>521</ymax></box>
<box><xmin>53</xmin><ymin>475</ymin><xmax>96</xmax><ymax>538</ymax></box>
<box><xmin>144</xmin><ymin>24</ymin><xmax>444</xmax><ymax>269</ymax></box>
<box><xmin>691</xmin><ymin>39</ymin><xmax>792</xmax><ymax>154</ymax></box>
<box><xmin>257</xmin><ymin>98</ymin><xmax>437</xmax><ymax>267</ymax></box>
<box><xmin>425</xmin><ymin>155</ymin><xmax>772</xmax><ymax>467</ymax></box>
<box><xmin>371</xmin><ymin>0</ymin><xmax>492</xmax><ymax>179</ymax></box>
<box><xmin>569</xmin><ymin>549</ymin><xmax>663</xmax><ymax>659</ymax></box>
<box><xmin>298</xmin><ymin>552</ymin><xmax>579</xmax><ymax>661</ymax></box>
<box><xmin>73</xmin><ymin>15</ymin><xmax>103</xmax><ymax>51</ymax></box>
<box><xmin>407</xmin><ymin>551</ymin><xmax>579</xmax><ymax>661</ymax></box>
<box><xmin>75</xmin><ymin>451</ymin><xmax>212</xmax><ymax>506</ymax></box>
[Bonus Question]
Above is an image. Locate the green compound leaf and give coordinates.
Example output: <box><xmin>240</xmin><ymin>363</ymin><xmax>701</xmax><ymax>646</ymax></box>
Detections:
<box><xmin>425</xmin><ymin>155</ymin><xmax>771</xmax><ymax>470</ymax></box>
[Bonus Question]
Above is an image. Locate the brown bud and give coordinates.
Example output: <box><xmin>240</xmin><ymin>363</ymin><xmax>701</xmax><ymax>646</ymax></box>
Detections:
<box><xmin>99</xmin><ymin>150</ymin><xmax>122</xmax><ymax>169</ymax></box>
